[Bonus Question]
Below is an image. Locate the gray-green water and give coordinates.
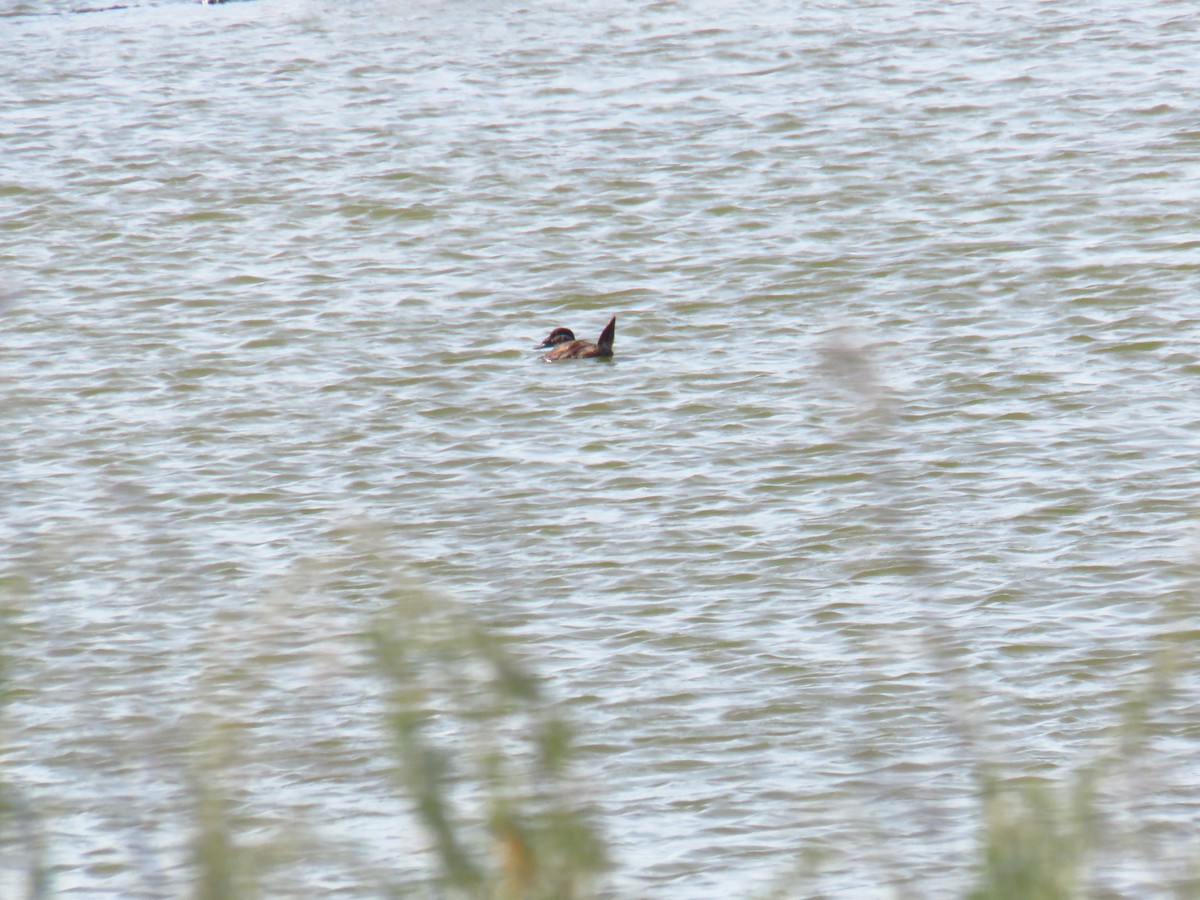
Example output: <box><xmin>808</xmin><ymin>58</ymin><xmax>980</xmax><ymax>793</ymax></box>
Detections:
<box><xmin>4</xmin><ymin>0</ymin><xmax>1200</xmax><ymax>895</ymax></box>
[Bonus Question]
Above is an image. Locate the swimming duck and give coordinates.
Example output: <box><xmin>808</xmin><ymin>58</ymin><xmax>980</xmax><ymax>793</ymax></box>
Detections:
<box><xmin>542</xmin><ymin>316</ymin><xmax>616</xmax><ymax>360</ymax></box>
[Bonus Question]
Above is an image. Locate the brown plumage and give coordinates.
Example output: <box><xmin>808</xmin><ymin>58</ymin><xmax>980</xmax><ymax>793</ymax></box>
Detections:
<box><xmin>542</xmin><ymin>316</ymin><xmax>616</xmax><ymax>361</ymax></box>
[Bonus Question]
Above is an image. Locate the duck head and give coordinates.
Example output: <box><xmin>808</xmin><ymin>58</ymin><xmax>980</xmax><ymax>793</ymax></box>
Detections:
<box><xmin>538</xmin><ymin>326</ymin><xmax>576</xmax><ymax>348</ymax></box>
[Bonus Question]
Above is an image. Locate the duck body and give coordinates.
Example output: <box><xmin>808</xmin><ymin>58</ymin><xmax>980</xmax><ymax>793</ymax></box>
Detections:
<box><xmin>542</xmin><ymin>316</ymin><xmax>616</xmax><ymax>361</ymax></box>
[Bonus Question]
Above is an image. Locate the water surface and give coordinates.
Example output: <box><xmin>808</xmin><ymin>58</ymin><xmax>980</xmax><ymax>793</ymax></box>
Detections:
<box><xmin>4</xmin><ymin>0</ymin><xmax>1200</xmax><ymax>895</ymax></box>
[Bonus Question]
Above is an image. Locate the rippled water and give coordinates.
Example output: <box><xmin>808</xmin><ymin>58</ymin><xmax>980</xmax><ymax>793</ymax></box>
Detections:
<box><xmin>5</xmin><ymin>0</ymin><xmax>1200</xmax><ymax>895</ymax></box>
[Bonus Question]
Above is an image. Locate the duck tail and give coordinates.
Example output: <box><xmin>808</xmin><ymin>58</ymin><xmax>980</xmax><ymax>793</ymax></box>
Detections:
<box><xmin>596</xmin><ymin>316</ymin><xmax>616</xmax><ymax>356</ymax></box>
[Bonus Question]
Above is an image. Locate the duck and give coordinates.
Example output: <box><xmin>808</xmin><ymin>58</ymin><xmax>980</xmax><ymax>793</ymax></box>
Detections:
<box><xmin>541</xmin><ymin>316</ymin><xmax>616</xmax><ymax>360</ymax></box>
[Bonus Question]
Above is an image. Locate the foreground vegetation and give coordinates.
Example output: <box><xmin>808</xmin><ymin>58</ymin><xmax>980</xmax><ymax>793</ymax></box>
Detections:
<box><xmin>1</xmin><ymin>563</ymin><xmax>1195</xmax><ymax>898</ymax></box>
